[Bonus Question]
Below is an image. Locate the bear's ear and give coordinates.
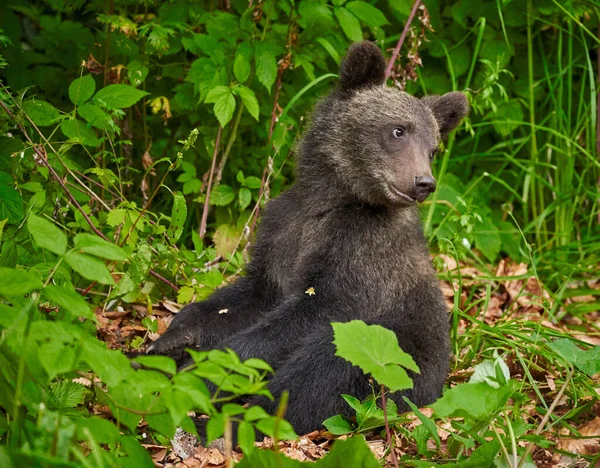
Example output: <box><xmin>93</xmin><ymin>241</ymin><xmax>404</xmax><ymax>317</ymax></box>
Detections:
<box><xmin>421</xmin><ymin>92</ymin><xmax>469</xmax><ymax>138</ymax></box>
<box><xmin>339</xmin><ymin>41</ymin><xmax>386</xmax><ymax>92</ymax></box>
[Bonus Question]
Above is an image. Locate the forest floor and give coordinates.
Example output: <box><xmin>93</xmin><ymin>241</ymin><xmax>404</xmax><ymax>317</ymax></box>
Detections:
<box><xmin>90</xmin><ymin>257</ymin><xmax>600</xmax><ymax>467</ymax></box>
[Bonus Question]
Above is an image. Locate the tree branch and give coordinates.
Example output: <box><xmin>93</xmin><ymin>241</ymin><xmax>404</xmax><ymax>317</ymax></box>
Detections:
<box><xmin>384</xmin><ymin>0</ymin><xmax>422</xmax><ymax>80</ymax></box>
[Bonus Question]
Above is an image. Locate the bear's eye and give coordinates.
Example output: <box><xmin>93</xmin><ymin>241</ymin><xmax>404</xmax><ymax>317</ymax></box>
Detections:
<box><xmin>429</xmin><ymin>149</ymin><xmax>437</xmax><ymax>161</ymax></box>
<box><xmin>392</xmin><ymin>127</ymin><xmax>404</xmax><ymax>139</ymax></box>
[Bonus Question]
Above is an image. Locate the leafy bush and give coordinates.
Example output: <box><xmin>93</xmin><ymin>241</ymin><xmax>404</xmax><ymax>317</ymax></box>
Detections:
<box><xmin>0</xmin><ymin>0</ymin><xmax>599</xmax><ymax>465</ymax></box>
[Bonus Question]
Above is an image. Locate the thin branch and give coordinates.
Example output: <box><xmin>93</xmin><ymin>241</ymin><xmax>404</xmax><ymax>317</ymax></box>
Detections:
<box><xmin>384</xmin><ymin>0</ymin><xmax>422</xmax><ymax>80</ymax></box>
<box><xmin>0</xmin><ymin>98</ymin><xmax>178</xmax><ymax>292</ymax></box>
<box><xmin>0</xmin><ymin>100</ymin><xmax>108</xmax><ymax>239</ymax></box>
<box><xmin>199</xmin><ymin>126</ymin><xmax>223</xmax><ymax>239</ymax></box>
<box><xmin>149</xmin><ymin>269</ymin><xmax>179</xmax><ymax>291</ymax></box>
<box><xmin>517</xmin><ymin>367</ymin><xmax>574</xmax><ymax>468</ymax></box>
<box><xmin>215</xmin><ymin>104</ymin><xmax>244</xmax><ymax>187</ymax></box>
<box><xmin>380</xmin><ymin>385</ymin><xmax>399</xmax><ymax>468</ymax></box>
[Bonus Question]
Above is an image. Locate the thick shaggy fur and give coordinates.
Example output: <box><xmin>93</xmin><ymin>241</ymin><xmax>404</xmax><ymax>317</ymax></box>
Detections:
<box><xmin>151</xmin><ymin>41</ymin><xmax>469</xmax><ymax>436</ymax></box>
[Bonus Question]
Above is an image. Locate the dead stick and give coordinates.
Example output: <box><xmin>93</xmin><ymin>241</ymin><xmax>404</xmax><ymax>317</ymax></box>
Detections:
<box><xmin>380</xmin><ymin>385</ymin><xmax>399</xmax><ymax>468</ymax></box>
<box><xmin>199</xmin><ymin>126</ymin><xmax>223</xmax><ymax>239</ymax></box>
<box><xmin>384</xmin><ymin>0</ymin><xmax>422</xmax><ymax>80</ymax></box>
<box><xmin>517</xmin><ymin>367</ymin><xmax>574</xmax><ymax>468</ymax></box>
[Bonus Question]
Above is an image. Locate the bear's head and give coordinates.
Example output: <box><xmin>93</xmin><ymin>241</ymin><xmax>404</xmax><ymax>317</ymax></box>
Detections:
<box><xmin>312</xmin><ymin>41</ymin><xmax>469</xmax><ymax>207</ymax></box>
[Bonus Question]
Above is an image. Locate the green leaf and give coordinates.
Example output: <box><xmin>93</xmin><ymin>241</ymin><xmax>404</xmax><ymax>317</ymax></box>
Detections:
<box><xmin>0</xmin><ymin>268</ymin><xmax>43</xmax><ymax>297</ymax></box>
<box><xmin>44</xmin><ymin>284</ymin><xmax>95</xmax><ymax>320</ymax></box>
<box><xmin>243</xmin><ymin>176</ymin><xmax>262</xmax><ymax>189</ymax></box>
<box><xmin>23</xmin><ymin>100</ymin><xmax>60</xmax><ymax>127</ymax></box>
<box><xmin>77</xmin><ymin>417</ymin><xmax>121</xmax><ymax>445</ymax></box>
<box><xmin>0</xmin><ymin>219</ymin><xmax>6</xmax><ymax>243</ymax></box>
<box><xmin>491</xmin><ymin>100</ymin><xmax>523</xmax><ymax>137</ymax></box>
<box><xmin>255</xmin><ymin>42</ymin><xmax>278</xmax><ymax>93</ymax></box>
<box><xmin>473</xmin><ymin>217</ymin><xmax>501</xmax><ymax>262</ymax></box>
<box><xmin>255</xmin><ymin>416</ymin><xmax>297</xmax><ymax>440</ymax></box>
<box><xmin>167</xmin><ymin>191</ymin><xmax>187</xmax><ymax>243</ymax></box>
<box><xmin>237</xmin><ymin>421</ymin><xmax>255</xmax><ymax>454</ymax></box>
<box><xmin>0</xmin><ymin>184</ymin><xmax>24</xmax><ymax>224</ymax></box>
<box><xmin>332</xmin><ymin>321</ymin><xmax>418</xmax><ymax>392</ymax></box>
<box><xmin>205</xmin><ymin>86</ymin><xmax>236</xmax><ymax>127</ymax></box>
<box><xmin>234</xmin><ymin>50</ymin><xmax>251</xmax><ymax>83</ymax></box>
<box><xmin>318</xmin><ymin>436</ymin><xmax>380</xmax><ymax>467</ymax></box>
<box><xmin>134</xmin><ymin>355</ymin><xmax>177</xmax><ymax>375</ymax></box>
<box><xmin>210</xmin><ymin>184</ymin><xmax>236</xmax><ymax>206</ymax></box>
<box><xmin>334</xmin><ymin>7</ymin><xmax>363</xmax><ymax>42</ymax></box>
<box><xmin>94</xmin><ymin>84</ymin><xmax>149</xmax><ymax>110</ymax></box>
<box><xmin>322</xmin><ymin>414</ymin><xmax>354</xmax><ymax>435</ymax></box>
<box><xmin>239</xmin><ymin>187</ymin><xmax>252</xmax><ymax>210</ymax></box>
<box><xmin>431</xmin><ymin>382</ymin><xmax>514</xmax><ymax>420</ymax></box>
<box><xmin>27</xmin><ymin>214</ymin><xmax>67</xmax><ymax>256</ymax></box>
<box><xmin>233</xmin><ymin>85</ymin><xmax>259</xmax><ymax>120</ymax></box>
<box><xmin>60</xmin><ymin>120</ymin><xmax>101</xmax><ymax>147</ymax></box>
<box><xmin>19</xmin><ymin>182</ymin><xmax>44</xmax><ymax>193</ymax></box>
<box><xmin>469</xmin><ymin>355</ymin><xmax>510</xmax><ymax>388</ymax></box>
<box><xmin>65</xmin><ymin>251</ymin><xmax>115</xmax><ymax>285</ymax></box>
<box><xmin>78</xmin><ymin>103</ymin><xmax>112</xmax><ymax>130</ymax></box>
<box><xmin>127</xmin><ymin>60</ymin><xmax>149</xmax><ymax>87</ymax></box>
<box><xmin>346</xmin><ymin>1</ymin><xmax>389</xmax><ymax>27</ymax></box>
<box><xmin>73</xmin><ymin>233</ymin><xmax>127</xmax><ymax>261</ymax></box>
<box><xmin>68</xmin><ymin>75</ymin><xmax>96</xmax><ymax>105</ymax></box>
<box><xmin>575</xmin><ymin>346</ymin><xmax>600</xmax><ymax>375</ymax></box>
<box><xmin>316</xmin><ymin>38</ymin><xmax>340</xmax><ymax>63</ymax></box>
<box><xmin>402</xmin><ymin>397</ymin><xmax>441</xmax><ymax>450</ymax></box>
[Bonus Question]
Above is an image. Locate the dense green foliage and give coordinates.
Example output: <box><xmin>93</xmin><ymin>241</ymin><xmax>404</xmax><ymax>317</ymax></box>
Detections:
<box><xmin>0</xmin><ymin>0</ymin><xmax>599</xmax><ymax>466</ymax></box>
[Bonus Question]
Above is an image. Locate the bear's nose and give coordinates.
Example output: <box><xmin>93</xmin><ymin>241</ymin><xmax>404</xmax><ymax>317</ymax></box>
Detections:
<box><xmin>415</xmin><ymin>175</ymin><xmax>436</xmax><ymax>194</ymax></box>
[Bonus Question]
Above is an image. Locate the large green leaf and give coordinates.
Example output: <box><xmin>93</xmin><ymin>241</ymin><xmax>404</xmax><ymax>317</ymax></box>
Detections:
<box><xmin>233</xmin><ymin>46</ymin><xmax>252</xmax><ymax>83</ymax></box>
<box><xmin>23</xmin><ymin>100</ymin><xmax>61</xmax><ymax>127</ymax></box>
<box><xmin>334</xmin><ymin>7</ymin><xmax>363</xmax><ymax>42</ymax></box>
<box><xmin>0</xmin><ymin>268</ymin><xmax>43</xmax><ymax>297</ymax></box>
<box><xmin>346</xmin><ymin>1</ymin><xmax>389</xmax><ymax>27</ymax></box>
<box><xmin>73</xmin><ymin>233</ymin><xmax>127</xmax><ymax>261</ymax></box>
<box><xmin>205</xmin><ymin>86</ymin><xmax>236</xmax><ymax>127</ymax></box>
<box><xmin>431</xmin><ymin>382</ymin><xmax>514</xmax><ymax>420</ymax></box>
<box><xmin>166</xmin><ymin>191</ymin><xmax>187</xmax><ymax>243</ymax></box>
<box><xmin>332</xmin><ymin>321</ymin><xmax>418</xmax><ymax>392</ymax></box>
<box><xmin>60</xmin><ymin>119</ymin><xmax>101</xmax><ymax>147</ymax></box>
<box><xmin>68</xmin><ymin>74</ymin><xmax>96</xmax><ymax>105</ymax></box>
<box><xmin>78</xmin><ymin>103</ymin><xmax>112</xmax><ymax>130</ymax></box>
<box><xmin>209</xmin><ymin>184</ymin><xmax>236</xmax><ymax>206</ymax></box>
<box><xmin>94</xmin><ymin>84</ymin><xmax>149</xmax><ymax>110</ymax></box>
<box><xmin>255</xmin><ymin>42</ymin><xmax>278</xmax><ymax>93</ymax></box>
<box><xmin>0</xmin><ymin>184</ymin><xmax>24</xmax><ymax>224</ymax></box>
<box><xmin>65</xmin><ymin>251</ymin><xmax>115</xmax><ymax>285</ymax></box>
<box><xmin>44</xmin><ymin>284</ymin><xmax>95</xmax><ymax>320</ymax></box>
<box><xmin>233</xmin><ymin>85</ymin><xmax>259</xmax><ymax>121</ymax></box>
<box><xmin>27</xmin><ymin>214</ymin><xmax>67</xmax><ymax>256</ymax></box>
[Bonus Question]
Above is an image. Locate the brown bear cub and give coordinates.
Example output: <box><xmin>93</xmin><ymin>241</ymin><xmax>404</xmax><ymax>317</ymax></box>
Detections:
<box><xmin>150</xmin><ymin>41</ymin><xmax>469</xmax><ymax>436</ymax></box>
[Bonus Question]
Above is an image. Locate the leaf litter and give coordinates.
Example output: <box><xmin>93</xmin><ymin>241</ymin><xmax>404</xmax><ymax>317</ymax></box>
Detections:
<box><xmin>93</xmin><ymin>257</ymin><xmax>600</xmax><ymax>466</ymax></box>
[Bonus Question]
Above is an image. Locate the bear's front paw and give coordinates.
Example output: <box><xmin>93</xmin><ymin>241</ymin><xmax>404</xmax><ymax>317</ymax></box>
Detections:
<box><xmin>146</xmin><ymin>316</ymin><xmax>202</xmax><ymax>359</ymax></box>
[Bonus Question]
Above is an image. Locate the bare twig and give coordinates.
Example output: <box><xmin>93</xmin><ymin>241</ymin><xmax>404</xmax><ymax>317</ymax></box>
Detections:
<box><xmin>0</xmin><ymin>98</ymin><xmax>178</xmax><ymax>292</ymax></box>
<box><xmin>384</xmin><ymin>0</ymin><xmax>422</xmax><ymax>80</ymax></box>
<box><xmin>380</xmin><ymin>385</ymin><xmax>399</xmax><ymax>468</ymax></box>
<box><xmin>517</xmin><ymin>367</ymin><xmax>574</xmax><ymax>468</ymax></box>
<box><xmin>149</xmin><ymin>270</ymin><xmax>179</xmax><ymax>291</ymax></box>
<box><xmin>199</xmin><ymin>126</ymin><xmax>223</xmax><ymax>239</ymax></box>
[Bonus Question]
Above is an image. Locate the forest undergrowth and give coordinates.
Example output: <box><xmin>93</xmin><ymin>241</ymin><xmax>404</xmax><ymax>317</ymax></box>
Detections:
<box><xmin>0</xmin><ymin>0</ymin><xmax>599</xmax><ymax>466</ymax></box>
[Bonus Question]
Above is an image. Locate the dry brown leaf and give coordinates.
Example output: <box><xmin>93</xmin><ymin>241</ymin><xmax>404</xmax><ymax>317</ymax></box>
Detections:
<box><xmin>557</xmin><ymin>416</ymin><xmax>600</xmax><ymax>455</ymax></box>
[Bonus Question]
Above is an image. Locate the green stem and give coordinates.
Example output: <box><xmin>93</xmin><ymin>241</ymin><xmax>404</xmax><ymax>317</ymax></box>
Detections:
<box><xmin>215</xmin><ymin>102</ymin><xmax>245</xmax><ymax>187</ymax></box>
